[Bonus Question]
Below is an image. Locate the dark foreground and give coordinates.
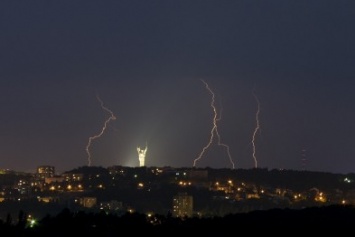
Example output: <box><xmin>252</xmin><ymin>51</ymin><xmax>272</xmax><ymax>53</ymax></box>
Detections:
<box><xmin>1</xmin><ymin>205</ymin><xmax>354</xmax><ymax>236</ymax></box>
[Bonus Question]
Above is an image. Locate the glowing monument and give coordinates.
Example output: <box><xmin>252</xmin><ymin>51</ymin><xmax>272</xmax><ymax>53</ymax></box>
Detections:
<box><xmin>137</xmin><ymin>144</ymin><xmax>148</xmax><ymax>167</ymax></box>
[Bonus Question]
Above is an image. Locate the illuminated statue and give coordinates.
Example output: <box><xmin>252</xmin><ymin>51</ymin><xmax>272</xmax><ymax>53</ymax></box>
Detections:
<box><xmin>137</xmin><ymin>145</ymin><xmax>148</xmax><ymax>167</ymax></box>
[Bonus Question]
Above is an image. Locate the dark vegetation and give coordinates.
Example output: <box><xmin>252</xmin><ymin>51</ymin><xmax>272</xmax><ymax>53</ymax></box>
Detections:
<box><xmin>1</xmin><ymin>204</ymin><xmax>354</xmax><ymax>236</ymax></box>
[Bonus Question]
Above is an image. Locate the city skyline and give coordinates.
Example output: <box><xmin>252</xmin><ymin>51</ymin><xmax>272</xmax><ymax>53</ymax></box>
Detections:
<box><xmin>1</xmin><ymin>1</ymin><xmax>355</xmax><ymax>174</ymax></box>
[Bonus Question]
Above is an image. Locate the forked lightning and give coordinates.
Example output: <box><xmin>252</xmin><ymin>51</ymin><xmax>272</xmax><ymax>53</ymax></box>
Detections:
<box><xmin>193</xmin><ymin>80</ymin><xmax>235</xmax><ymax>169</ymax></box>
<box><xmin>85</xmin><ymin>95</ymin><xmax>116</xmax><ymax>166</ymax></box>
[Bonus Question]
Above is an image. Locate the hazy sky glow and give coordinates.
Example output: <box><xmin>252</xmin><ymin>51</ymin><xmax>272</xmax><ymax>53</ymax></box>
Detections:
<box><xmin>1</xmin><ymin>1</ymin><xmax>355</xmax><ymax>174</ymax></box>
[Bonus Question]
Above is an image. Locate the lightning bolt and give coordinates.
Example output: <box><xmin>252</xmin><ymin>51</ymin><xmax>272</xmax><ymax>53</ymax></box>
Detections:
<box><xmin>85</xmin><ymin>95</ymin><xmax>116</xmax><ymax>167</ymax></box>
<box><xmin>251</xmin><ymin>89</ymin><xmax>261</xmax><ymax>168</ymax></box>
<box><xmin>193</xmin><ymin>79</ymin><xmax>235</xmax><ymax>169</ymax></box>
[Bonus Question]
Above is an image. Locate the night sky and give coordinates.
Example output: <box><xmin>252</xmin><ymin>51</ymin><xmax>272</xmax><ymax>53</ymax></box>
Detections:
<box><xmin>1</xmin><ymin>1</ymin><xmax>355</xmax><ymax>174</ymax></box>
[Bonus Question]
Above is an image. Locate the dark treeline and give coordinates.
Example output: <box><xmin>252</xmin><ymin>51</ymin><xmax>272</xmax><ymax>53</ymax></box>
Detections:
<box><xmin>1</xmin><ymin>204</ymin><xmax>354</xmax><ymax>236</ymax></box>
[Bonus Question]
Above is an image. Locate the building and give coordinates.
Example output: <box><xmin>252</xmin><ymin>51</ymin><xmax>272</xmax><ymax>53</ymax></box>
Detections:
<box><xmin>62</xmin><ymin>172</ymin><xmax>84</xmax><ymax>182</ymax></box>
<box><xmin>99</xmin><ymin>200</ymin><xmax>123</xmax><ymax>213</ymax></box>
<box><xmin>78</xmin><ymin>197</ymin><xmax>97</xmax><ymax>208</ymax></box>
<box><xmin>44</xmin><ymin>176</ymin><xmax>65</xmax><ymax>184</ymax></box>
<box><xmin>172</xmin><ymin>192</ymin><xmax>193</xmax><ymax>218</ymax></box>
<box><xmin>37</xmin><ymin>166</ymin><xmax>55</xmax><ymax>179</ymax></box>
